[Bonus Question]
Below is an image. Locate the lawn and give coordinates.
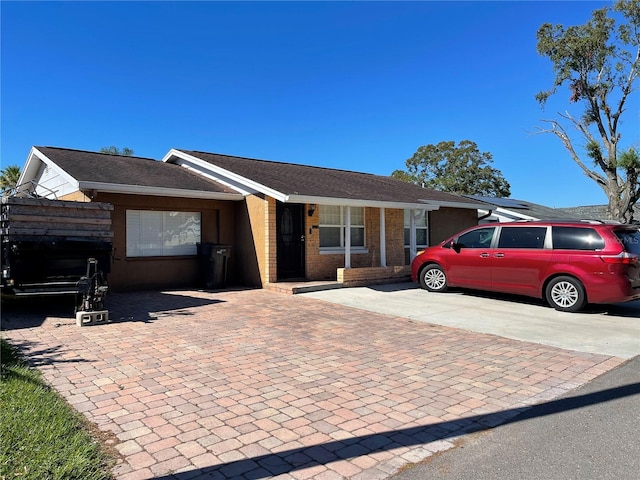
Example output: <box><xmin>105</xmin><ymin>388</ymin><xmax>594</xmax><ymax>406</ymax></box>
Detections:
<box><xmin>0</xmin><ymin>338</ymin><xmax>116</xmax><ymax>480</ymax></box>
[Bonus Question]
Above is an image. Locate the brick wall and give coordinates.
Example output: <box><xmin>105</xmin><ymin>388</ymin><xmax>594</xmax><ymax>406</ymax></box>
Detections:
<box><xmin>265</xmin><ymin>197</ymin><xmax>277</xmax><ymax>283</ymax></box>
<box><xmin>304</xmin><ymin>207</ymin><xmax>406</xmax><ymax>281</ymax></box>
<box><xmin>337</xmin><ymin>265</ymin><xmax>411</xmax><ymax>287</ymax></box>
<box><xmin>88</xmin><ymin>192</ymin><xmax>236</xmax><ymax>292</ymax></box>
<box><xmin>60</xmin><ymin>191</ymin><xmax>91</xmax><ymax>202</ymax></box>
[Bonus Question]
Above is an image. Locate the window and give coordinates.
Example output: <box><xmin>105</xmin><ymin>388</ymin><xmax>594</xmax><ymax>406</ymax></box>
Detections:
<box><xmin>405</xmin><ymin>209</ymin><xmax>428</xmax><ymax>264</ymax></box>
<box><xmin>404</xmin><ymin>210</ymin><xmax>428</xmax><ymax>247</ymax></box>
<box><xmin>319</xmin><ymin>206</ymin><xmax>365</xmax><ymax>249</ymax></box>
<box><xmin>552</xmin><ymin>227</ymin><xmax>605</xmax><ymax>250</ymax></box>
<box><xmin>457</xmin><ymin>227</ymin><xmax>496</xmax><ymax>249</ymax></box>
<box><xmin>126</xmin><ymin>210</ymin><xmax>201</xmax><ymax>257</ymax></box>
<box><xmin>498</xmin><ymin>227</ymin><xmax>546</xmax><ymax>249</ymax></box>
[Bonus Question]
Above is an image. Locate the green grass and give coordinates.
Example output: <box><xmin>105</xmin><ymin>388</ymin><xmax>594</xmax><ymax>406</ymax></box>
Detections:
<box><xmin>0</xmin><ymin>338</ymin><xmax>115</xmax><ymax>480</ymax></box>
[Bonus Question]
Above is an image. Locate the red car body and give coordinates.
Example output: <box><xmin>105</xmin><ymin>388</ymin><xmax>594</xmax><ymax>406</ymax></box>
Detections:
<box><xmin>411</xmin><ymin>220</ymin><xmax>640</xmax><ymax>312</ymax></box>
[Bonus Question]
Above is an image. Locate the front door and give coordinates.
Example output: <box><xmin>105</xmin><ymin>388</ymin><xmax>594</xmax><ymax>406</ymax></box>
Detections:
<box><xmin>276</xmin><ymin>202</ymin><xmax>305</xmax><ymax>280</ymax></box>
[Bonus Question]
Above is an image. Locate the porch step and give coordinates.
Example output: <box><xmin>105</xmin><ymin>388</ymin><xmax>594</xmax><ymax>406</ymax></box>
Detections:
<box><xmin>264</xmin><ymin>281</ymin><xmax>344</xmax><ymax>295</ymax></box>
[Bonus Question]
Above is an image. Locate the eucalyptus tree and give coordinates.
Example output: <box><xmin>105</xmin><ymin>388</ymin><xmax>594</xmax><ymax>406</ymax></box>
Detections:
<box><xmin>535</xmin><ymin>0</ymin><xmax>639</xmax><ymax>222</ymax></box>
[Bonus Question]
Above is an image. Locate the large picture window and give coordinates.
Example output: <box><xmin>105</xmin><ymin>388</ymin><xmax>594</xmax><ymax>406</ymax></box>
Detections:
<box><xmin>126</xmin><ymin>210</ymin><xmax>201</xmax><ymax>257</ymax></box>
<box><xmin>319</xmin><ymin>206</ymin><xmax>365</xmax><ymax>249</ymax></box>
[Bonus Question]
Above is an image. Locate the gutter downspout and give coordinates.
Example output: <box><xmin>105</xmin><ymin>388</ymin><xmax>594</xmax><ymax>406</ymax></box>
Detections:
<box><xmin>478</xmin><ymin>209</ymin><xmax>493</xmax><ymax>222</ymax></box>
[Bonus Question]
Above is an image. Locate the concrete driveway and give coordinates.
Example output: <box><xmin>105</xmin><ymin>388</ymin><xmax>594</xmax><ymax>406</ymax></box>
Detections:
<box><xmin>0</xmin><ymin>288</ymin><xmax>629</xmax><ymax>480</ymax></box>
<box><xmin>302</xmin><ymin>282</ymin><xmax>640</xmax><ymax>359</ymax></box>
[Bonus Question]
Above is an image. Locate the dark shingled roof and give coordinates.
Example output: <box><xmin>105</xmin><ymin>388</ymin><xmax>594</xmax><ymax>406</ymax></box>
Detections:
<box><xmin>36</xmin><ymin>146</ymin><xmax>238</xmax><ymax>194</ymax></box>
<box><xmin>178</xmin><ymin>150</ymin><xmax>485</xmax><ymax>207</ymax></box>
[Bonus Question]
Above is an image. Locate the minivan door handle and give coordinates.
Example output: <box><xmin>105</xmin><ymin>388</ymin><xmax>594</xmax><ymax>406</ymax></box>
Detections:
<box><xmin>480</xmin><ymin>253</ymin><xmax>490</xmax><ymax>258</ymax></box>
<box><xmin>494</xmin><ymin>253</ymin><xmax>505</xmax><ymax>258</ymax></box>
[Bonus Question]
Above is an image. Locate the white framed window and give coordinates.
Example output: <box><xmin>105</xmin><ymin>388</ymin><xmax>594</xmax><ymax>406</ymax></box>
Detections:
<box><xmin>404</xmin><ymin>209</ymin><xmax>429</xmax><ymax>264</ymax></box>
<box><xmin>319</xmin><ymin>206</ymin><xmax>365</xmax><ymax>250</ymax></box>
<box><xmin>126</xmin><ymin>210</ymin><xmax>201</xmax><ymax>257</ymax></box>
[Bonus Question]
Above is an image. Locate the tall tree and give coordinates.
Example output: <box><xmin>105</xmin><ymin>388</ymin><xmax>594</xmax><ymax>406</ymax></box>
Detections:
<box><xmin>392</xmin><ymin>140</ymin><xmax>511</xmax><ymax>197</ymax></box>
<box><xmin>535</xmin><ymin>0</ymin><xmax>640</xmax><ymax>222</ymax></box>
<box><xmin>99</xmin><ymin>146</ymin><xmax>134</xmax><ymax>156</ymax></box>
<box><xmin>0</xmin><ymin>165</ymin><xmax>21</xmax><ymax>196</ymax></box>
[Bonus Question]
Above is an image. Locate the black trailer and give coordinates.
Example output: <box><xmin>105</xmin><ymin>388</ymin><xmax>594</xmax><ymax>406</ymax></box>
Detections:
<box><xmin>1</xmin><ymin>196</ymin><xmax>113</xmax><ymax>312</ymax></box>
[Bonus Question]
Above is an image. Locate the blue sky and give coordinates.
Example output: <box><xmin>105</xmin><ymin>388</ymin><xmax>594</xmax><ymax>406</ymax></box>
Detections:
<box><xmin>2</xmin><ymin>1</ymin><xmax>636</xmax><ymax>207</ymax></box>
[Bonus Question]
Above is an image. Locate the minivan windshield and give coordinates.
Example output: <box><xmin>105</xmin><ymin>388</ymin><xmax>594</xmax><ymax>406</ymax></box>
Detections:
<box><xmin>615</xmin><ymin>229</ymin><xmax>640</xmax><ymax>255</ymax></box>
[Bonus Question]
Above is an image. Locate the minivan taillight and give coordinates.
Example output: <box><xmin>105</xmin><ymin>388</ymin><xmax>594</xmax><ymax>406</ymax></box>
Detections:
<box><xmin>600</xmin><ymin>252</ymin><xmax>639</xmax><ymax>265</ymax></box>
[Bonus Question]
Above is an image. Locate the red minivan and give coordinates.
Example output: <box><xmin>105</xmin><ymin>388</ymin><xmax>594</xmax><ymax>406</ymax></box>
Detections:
<box><xmin>410</xmin><ymin>220</ymin><xmax>640</xmax><ymax>312</ymax></box>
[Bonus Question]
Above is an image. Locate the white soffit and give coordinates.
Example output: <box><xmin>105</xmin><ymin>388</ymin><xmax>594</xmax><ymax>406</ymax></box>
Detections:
<box><xmin>420</xmin><ymin>199</ymin><xmax>492</xmax><ymax>210</ymax></box>
<box><xmin>286</xmin><ymin>194</ymin><xmax>439</xmax><ymax>211</ymax></box>
<box><xmin>76</xmin><ymin>181</ymin><xmax>243</xmax><ymax>200</ymax></box>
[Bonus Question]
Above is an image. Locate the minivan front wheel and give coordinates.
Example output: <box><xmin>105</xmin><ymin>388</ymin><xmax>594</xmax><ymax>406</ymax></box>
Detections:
<box><xmin>545</xmin><ymin>276</ymin><xmax>587</xmax><ymax>312</ymax></box>
<box><xmin>419</xmin><ymin>264</ymin><xmax>448</xmax><ymax>293</ymax></box>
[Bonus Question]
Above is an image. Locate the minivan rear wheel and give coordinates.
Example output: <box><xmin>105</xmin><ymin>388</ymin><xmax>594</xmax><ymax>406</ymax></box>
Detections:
<box><xmin>419</xmin><ymin>264</ymin><xmax>448</xmax><ymax>292</ymax></box>
<box><xmin>545</xmin><ymin>276</ymin><xmax>587</xmax><ymax>312</ymax></box>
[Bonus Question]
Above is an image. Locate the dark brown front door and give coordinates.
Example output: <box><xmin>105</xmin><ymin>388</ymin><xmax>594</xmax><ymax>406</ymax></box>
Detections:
<box><xmin>276</xmin><ymin>202</ymin><xmax>305</xmax><ymax>280</ymax></box>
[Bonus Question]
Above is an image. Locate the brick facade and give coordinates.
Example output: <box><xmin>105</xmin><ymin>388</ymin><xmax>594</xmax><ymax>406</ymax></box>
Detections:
<box><xmin>304</xmin><ymin>206</ymin><xmax>407</xmax><ymax>281</ymax></box>
<box><xmin>62</xmin><ymin>193</ymin><xmax>478</xmax><ymax>290</ymax></box>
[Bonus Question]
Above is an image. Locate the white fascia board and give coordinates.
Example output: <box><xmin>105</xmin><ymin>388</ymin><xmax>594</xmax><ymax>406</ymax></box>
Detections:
<box><xmin>18</xmin><ymin>147</ymin><xmax>80</xmax><ymax>192</ymax></box>
<box><xmin>163</xmin><ymin>149</ymin><xmax>287</xmax><ymax>201</ymax></box>
<box><xmin>285</xmin><ymin>195</ymin><xmax>439</xmax><ymax>211</ymax></box>
<box><xmin>77</xmin><ymin>181</ymin><xmax>244</xmax><ymax>200</ymax></box>
<box><xmin>420</xmin><ymin>199</ymin><xmax>491</xmax><ymax>210</ymax></box>
<box><xmin>479</xmin><ymin>209</ymin><xmax>516</xmax><ymax>222</ymax></box>
<box><xmin>496</xmin><ymin>207</ymin><xmax>538</xmax><ymax>221</ymax></box>
<box><xmin>16</xmin><ymin>147</ymin><xmax>37</xmax><ymax>186</ymax></box>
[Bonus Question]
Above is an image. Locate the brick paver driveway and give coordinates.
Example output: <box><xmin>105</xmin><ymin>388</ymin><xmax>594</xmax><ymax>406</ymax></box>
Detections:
<box><xmin>1</xmin><ymin>289</ymin><xmax>624</xmax><ymax>480</ymax></box>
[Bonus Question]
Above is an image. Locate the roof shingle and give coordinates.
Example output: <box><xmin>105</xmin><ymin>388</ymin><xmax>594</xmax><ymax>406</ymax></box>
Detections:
<box><xmin>178</xmin><ymin>150</ymin><xmax>484</xmax><ymax>207</ymax></box>
<box><xmin>36</xmin><ymin>146</ymin><xmax>237</xmax><ymax>194</ymax></box>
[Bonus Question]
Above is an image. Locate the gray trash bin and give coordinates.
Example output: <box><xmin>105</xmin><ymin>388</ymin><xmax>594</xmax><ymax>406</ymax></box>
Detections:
<box><xmin>196</xmin><ymin>243</ymin><xmax>231</xmax><ymax>289</ymax></box>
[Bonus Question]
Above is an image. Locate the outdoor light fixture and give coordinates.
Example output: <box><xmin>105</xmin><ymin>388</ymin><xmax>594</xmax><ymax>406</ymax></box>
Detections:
<box><xmin>308</xmin><ymin>204</ymin><xmax>317</xmax><ymax>217</ymax></box>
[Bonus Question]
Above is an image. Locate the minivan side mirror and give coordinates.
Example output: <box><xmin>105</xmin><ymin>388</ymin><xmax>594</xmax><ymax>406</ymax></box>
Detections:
<box><xmin>445</xmin><ymin>240</ymin><xmax>462</xmax><ymax>252</ymax></box>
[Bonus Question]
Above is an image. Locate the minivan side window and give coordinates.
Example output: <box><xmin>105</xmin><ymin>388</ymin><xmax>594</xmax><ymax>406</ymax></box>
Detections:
<box><xmin>552</xmin><ymin>226</ymin><xmax>605</xmax><ymax>250</ymax></box>
<box><xmin>498</xmin><ymin>227</ymin><xmax>546</xmax><ymax>249</ymax></box>
<box><xmin>457</xmin><ymin>227</ymin><xmax>496</xmax><ymax>248</ymax></box>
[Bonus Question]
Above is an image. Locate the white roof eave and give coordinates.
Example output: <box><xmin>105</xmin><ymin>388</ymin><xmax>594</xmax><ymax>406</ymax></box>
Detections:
<box><xmin>285</xmin><ymin>195</ymin><xmax>440</xmax><ymax>211</ymax></box>
<box><xmin>77</xmin><ymin>181</ymin><xmax>245</xmax><ymax>200</ymax></box>
<box><xmin>163</xmin><ymin>149</ymin><xmax>287</xmax><ymax>200</ymax></box>
<box><xmin>17</xmin><ymin>147</ymin><xmax>80</xmax><ymax>194</ymax></box>
<box><xmin>421</xmin><ymin>199</ymin><xmax>492</xmax><ymax>210</ymax></box>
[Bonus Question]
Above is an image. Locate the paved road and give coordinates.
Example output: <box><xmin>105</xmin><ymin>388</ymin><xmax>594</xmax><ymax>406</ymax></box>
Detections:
<box><xmin>390</xmin><ymin>355</ymin><xmax>640</xmax><ymax>480</ymax></box>
<box><xmin>301</xmin><ymin>282</ymin><xmax>640</xmax><ymax>359</ymax></box>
